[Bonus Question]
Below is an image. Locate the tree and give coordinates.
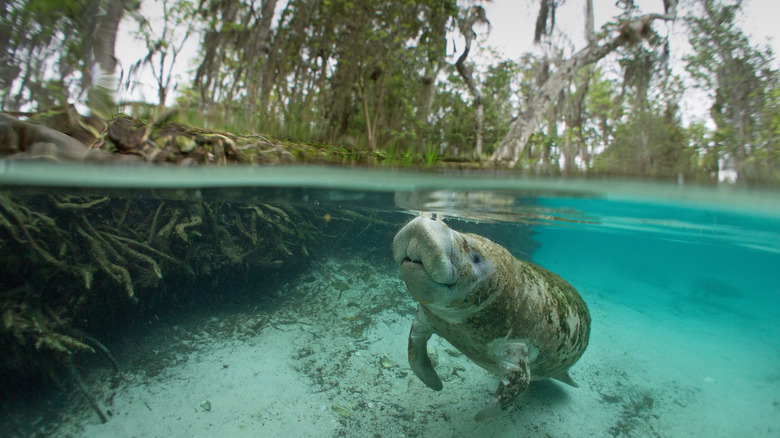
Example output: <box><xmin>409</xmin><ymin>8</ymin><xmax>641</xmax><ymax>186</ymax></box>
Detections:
<box><xmin>490</xmin><ymin>0</ymin><xmax>678</xmax><ymax>166</ymax></box>
<box><xmin>594</xmin><ymin>104</ymin><xmax>693</xmax><ymax>177</ymax></box>
<box><xmin>686</xmin><ymin>0</ymin><xmax>780</xmax><ymax>182</ymax></box>
<box><xmin>187</xmin><ymin>0</ymin><xmax>458</xmax><ymax>148</ymax></box>
<box><xmin>130</xmin><ymin>0</ymin><xmax>196</xmax><ymax>107</ymax></box>
<box><xmin>0</xmin><ymin>0</ymin><xmax>135</xmax><ymax>111</ymax></box>
<box><xmin>453</xmin><ymin>5</ymin><xmax>489</xmax><ymax>158</ymax></box>
<box><xmin>193</xmin><ymin>0</ymin><xmax>277</xmax><ymax>107</ymax></box>
<box><xmin>428</xmin><ymin>58</ymin><xmax>519</xmax><ymax>157</ymax></box>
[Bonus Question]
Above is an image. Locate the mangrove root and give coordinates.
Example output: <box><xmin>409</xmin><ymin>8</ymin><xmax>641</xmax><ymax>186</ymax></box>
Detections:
<box><xmin>175</xmin><ymin>214</ymin><xmax>202</xmax><ymax>242</ymax></box>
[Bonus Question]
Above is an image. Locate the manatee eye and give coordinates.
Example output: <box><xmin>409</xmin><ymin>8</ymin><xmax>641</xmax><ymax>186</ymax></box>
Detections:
<box><xmin>471</xmin><ymin>251</ymin><xmax>482</xmax><ymax>264</ymax></box>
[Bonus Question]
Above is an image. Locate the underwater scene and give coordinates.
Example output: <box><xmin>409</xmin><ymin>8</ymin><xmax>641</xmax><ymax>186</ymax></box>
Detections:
<box><xmin>0</xmin><ymin>163</ymin><xmax>779</xmax><ymax>437</ymax></box>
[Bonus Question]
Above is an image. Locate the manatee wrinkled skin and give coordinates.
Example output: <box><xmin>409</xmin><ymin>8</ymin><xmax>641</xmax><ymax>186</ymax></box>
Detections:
<box><xmin>393</xmin><ymin>216</ymin><xmax>590</xmax><ymax>420</ymax></box>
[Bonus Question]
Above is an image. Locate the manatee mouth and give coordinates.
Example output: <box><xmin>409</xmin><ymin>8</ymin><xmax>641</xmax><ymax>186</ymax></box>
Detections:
<box><xmin>402</xmin><ymin>257</ymin><xmax>423</xmax><ymax>267</ymax></box>
<box><xmin>401</xmin><ymin>257</ymin><xmax>454</xmax><ymax>287</ymax></box>
<box><xmin>401</xmin><ymin>257</ymin><xmax>425</xmax><ymax>273</ymax></box>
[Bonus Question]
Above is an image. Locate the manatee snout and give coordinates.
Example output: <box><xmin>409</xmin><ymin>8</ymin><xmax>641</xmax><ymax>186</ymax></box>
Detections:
<box><xmin>393</xmin><ymin>217</ymin><xmax>458</xmax><ymax>285</ymax></box>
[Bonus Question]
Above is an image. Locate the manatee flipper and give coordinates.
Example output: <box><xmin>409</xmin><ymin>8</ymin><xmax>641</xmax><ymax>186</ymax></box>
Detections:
<box><xmin>475</xmin><ymin>341</ymin><xmax>530</xmax><ymax>421</ymax></box>
<box><xmin>408</xmin><ymin>305</ymin><xmax>443</xmax><ymax>391</ymax></box>
<box><xmin>553</xmin><ymin>370</ymin><xmax>578</xmax><ymax>387</ymax></box>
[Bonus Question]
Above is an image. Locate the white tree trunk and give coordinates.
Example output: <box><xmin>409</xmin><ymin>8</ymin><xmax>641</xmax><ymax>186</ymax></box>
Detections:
<box><xmin>490</xmin><ymin>1</ymin><xmax>676</xmax><ymax>166</ymax></box>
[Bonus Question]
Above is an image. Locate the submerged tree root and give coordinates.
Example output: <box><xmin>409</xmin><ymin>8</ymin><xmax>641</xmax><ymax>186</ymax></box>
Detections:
<box><xmin>75</xmin><ymin>331</ymin><xmax>119</xmax><ymax>372</ymax></box>
<box><xmin>0</xmin><ymin>193</ymin><xmax>419</xmax><ymax>426</ymax></box>
<box><xmin>0</xmin><ymin>192</ymin><xmax>327</xmax><ymax>390</ymax></box>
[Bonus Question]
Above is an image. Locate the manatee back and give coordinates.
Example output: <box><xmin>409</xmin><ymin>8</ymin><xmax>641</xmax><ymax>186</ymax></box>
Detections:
<box><xmin>509</xmin><ymin>259</ymin><xmax>590</xmax><ymax>378</ymax></box>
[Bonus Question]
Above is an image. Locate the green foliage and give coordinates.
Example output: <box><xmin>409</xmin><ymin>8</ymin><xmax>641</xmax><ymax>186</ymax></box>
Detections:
<box><xmin>187</xmin><ymin>0</ymin><xmax>462</xmax><ymax>153</ymax></box>
<box><xmin>423</xmin><ymin>142</ymin><xmax>439</xmax><ymax>166</ymax></box>
<box><xmin>685</xmin><ymin>0</ymin><xmax>780</xmax><ymax>182</ymax></box>
<box><xmin>1</xmin><ymin>0</ymin><xmax>137</xmax><ymax>112</ymax></box>
<box><xmin>594</xmin><ymin>108</ymin><xmax>695</xmax><ymax>178</ymax></box>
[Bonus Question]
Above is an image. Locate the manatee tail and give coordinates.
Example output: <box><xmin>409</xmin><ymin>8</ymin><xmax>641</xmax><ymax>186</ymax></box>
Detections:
<box><xmin>553</xmin><ymin>370</ymin><xmax>579</xmax><ymax>388</ymax></box>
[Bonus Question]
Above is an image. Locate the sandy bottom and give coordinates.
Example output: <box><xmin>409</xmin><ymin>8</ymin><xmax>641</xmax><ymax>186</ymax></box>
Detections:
<box><xmin>3</xmin><ymin>250</ymin><xmax>779</xmax><ymax>438</ymax></box>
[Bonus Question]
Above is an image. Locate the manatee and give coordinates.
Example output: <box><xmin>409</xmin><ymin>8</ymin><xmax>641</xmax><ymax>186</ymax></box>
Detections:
<box><xmin>392</xmin><ymin>216</ymin><xmax>590</xmax><ymax>420</ymax></box>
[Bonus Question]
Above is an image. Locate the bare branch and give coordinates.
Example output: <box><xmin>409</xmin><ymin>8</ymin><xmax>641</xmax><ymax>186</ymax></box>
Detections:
<box><xmin>585</xmin><ymin>0</ymin><xmax>595</xmax><ymax>46</ymax></box>
<box><xmin>535</xmin><ymin>0</ymin><xmax>556</xmax><ymax>43</ymax></box>
<box><xmin>491</xmin><ymin>2</ymin><xmax>678</xmax><ymax>165</ymax></box>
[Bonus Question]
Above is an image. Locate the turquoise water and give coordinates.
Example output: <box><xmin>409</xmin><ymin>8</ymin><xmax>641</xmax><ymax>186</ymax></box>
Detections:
<box><xmin>1</xmin><ymin>162</ymin><xmax>779</xmax><ymax>437</ymax></box>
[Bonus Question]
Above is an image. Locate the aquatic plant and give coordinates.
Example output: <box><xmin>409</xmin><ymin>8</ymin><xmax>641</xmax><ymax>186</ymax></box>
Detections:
<box><xmin>423</xmin><ymin>142</ymin><xmax>440</xmax><ymax>167</ymax></box>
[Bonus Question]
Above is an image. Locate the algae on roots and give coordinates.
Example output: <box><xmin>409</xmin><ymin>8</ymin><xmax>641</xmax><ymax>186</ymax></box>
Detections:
<box><xmin>0</xmin><ymin>193</ymin><xmax>323</xmax><ymax>373</ymax></box>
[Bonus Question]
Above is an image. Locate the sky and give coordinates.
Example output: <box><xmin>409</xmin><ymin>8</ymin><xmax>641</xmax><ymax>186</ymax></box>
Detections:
<box><xmin>483</xmin><ymin>0</ymin><xmax>780</xmax><ymax>60</ymax></box>
<box><xmin>115</xmin><ymin>0</ymin><xmax>780</xmax><ymax>121</ymax></box>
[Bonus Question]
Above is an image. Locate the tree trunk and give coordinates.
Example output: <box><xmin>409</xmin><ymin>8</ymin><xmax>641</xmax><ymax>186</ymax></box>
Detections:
<box><xmin>357</xmin><ymin>71</ymin><xmax>386</xmax><ymax>152</ymax></box>
<box><xmin>491</xmin><ymin>2</ymin><xmax>676</xmax><ymax>166</ymax></box>
<box><xmin>455</xmin><ymin>6</ymin><xmax>488</xmax><ymax>159</ymax></box>
<box><xmin>247</xmin><ymin>0</ymin><xmax>277</xmax><ymax>116</ymax></box>
<box><xmin>93</xmin><ymin>0</ymin><xmax>126</xmax><ymax>76</ymax></box>
<box><xmin>418</xmin><ymin>64</ymin><xmax>438</xmax><ymax>124</ymax></box>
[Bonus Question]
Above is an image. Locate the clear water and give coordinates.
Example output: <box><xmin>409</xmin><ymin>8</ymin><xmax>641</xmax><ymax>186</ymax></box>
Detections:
<box><xmin>1</xmin><ymin>162</ymin><xmax>779</xmax><ymax>437</ymax></box>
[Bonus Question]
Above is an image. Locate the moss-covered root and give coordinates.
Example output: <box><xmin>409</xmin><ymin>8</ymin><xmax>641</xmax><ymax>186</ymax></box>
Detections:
<box><xmin>75</xmin><ymin>225</ymin><xmax>136</xmax><ymax>302</ymax></box>
<box><xmin>175</xmin><ymin>214</ymin><xmax>203</xmax><ymax>242</ymax></box>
